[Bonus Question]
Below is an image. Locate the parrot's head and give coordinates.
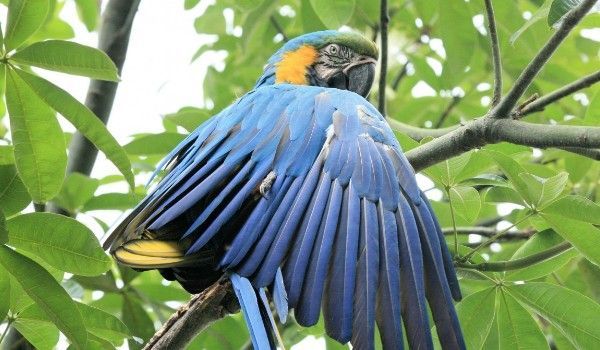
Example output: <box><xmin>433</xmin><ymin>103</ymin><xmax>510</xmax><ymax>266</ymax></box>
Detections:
<box><xmin>257</xmin><ymin>30</ymin><xmax>379</xmax><ymax>97</ymax></box>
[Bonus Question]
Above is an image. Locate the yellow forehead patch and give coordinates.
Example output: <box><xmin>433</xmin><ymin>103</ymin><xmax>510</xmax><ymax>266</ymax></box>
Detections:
<box><xmin>275</xmin><ymin>45</ymin><xmax>319</xmax><ymax>84</ymax></box>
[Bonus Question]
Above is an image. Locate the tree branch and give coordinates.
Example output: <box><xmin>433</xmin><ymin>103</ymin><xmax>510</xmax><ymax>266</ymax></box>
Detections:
<box><xmin>490</xmin><ymin>0</ymin><xmax>596</xmax><ymax>118</ymax></box>
<box><xmin>387</xmin><ymin>118</ymin><xmax>458</xmax><ymax>141</ymax></box>
<box><xmin>483</xmin><ymin>0</ymin><xmax>502</xmax><ymax>106</ymax></box>
<box><xmin>456</xmin><ymin>241</ymin><xmax>572</xmax><ymax>271</ymax></box>
<box><xmin>406</xmin><ymin>117</ymin><xmax>600</xmax><ymax>172</ymax></box>
<box><xmin>143</xmin><ymin>278</ymin><xmax>238</xmax><ymax>350</ymax></box>
<box><xmin>442</xmin><ymin>226</ymin><xmax>533</xmax><ymax>239</ymax></box>
<box><xmin>378</xmin><ymin>0</ymin><xmax>389</xmax><ymax>114</ymax></box>
<box><xmin>516</xmin><ymin>69</ymin><xmax>600</xmax><ymax>116</ymax></box>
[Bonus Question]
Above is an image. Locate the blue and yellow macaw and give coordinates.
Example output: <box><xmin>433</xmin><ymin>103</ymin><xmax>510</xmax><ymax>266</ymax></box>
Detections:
<box><xmin>104</xmin><ymin>30</ymin><xmax>465</xmax><ymax>350</ymax></box>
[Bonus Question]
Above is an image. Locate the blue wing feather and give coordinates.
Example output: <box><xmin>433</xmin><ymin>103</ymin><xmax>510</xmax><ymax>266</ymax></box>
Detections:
<box><xmin>108</xmin><ymin>84</ymin><xmax>464</xmax><ymax>350</ymax></box>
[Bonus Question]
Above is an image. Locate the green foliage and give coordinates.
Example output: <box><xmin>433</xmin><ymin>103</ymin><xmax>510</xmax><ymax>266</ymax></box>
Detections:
<box><xmin>0</xmin><ymin>0</ymin><xmax>598</xmax><ymax>349</ymax></box>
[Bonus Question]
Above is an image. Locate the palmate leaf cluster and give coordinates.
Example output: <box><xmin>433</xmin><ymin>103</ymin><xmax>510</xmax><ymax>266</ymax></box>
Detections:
<box><xmin>0</xmin><ymin>0</ymin><xmax>599</xmax><ymax>349</ymax></box>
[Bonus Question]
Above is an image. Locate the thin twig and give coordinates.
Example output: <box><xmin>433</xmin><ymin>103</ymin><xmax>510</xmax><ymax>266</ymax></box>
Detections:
<box><xmin>387</xmin><ymin>118</ymin><xmax>459</xmax><ymax>141</ymax></box>
<box><xmin>559</xmin><ymin>147</ymin><xmax>600</xmax><ymax>160</ymax></box>
<box><xmin>456</xmin><ymin>241</ymin><xmax>572</xmax><ymax>271</ymax></box>
<box><xmin>378</xmin><ymin>0</ymin><xmax>389</xmax><ymax>114</ymax></box>
<box><xmin>491</xmin><ymin>0</ymin><xmax>596</xmax><ymax>118</ymax></box>
<box><xmin>391</xmin><ymin>62</ymin><xmax>409</xmax><ymax>90</ymax></box>
<box><xmin>434</xmin><ymin>96</ymin><xmax>461</xmax><ymax>128</ymax></box>
<box><xmin>441</xmin><ymin>226</ymin><xmax>532</xmax><ymax>239</ymax></box>
<box><xmin>270</xmin><ymin>16</ymin><xmax>288</xmax><ymax>42</ymax></box>
<box><xmin>516</xmin><ymin>70</ymin><xmax>600</xmax><ymax>116</ymax></box>
<box><xmin>484</xmin><ymin>0</ymin><xmax>502</xmax><ymax>106</ymax></box>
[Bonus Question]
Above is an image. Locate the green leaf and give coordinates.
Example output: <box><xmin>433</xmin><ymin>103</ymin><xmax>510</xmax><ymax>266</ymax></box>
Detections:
<box><xmin>184</xmin><ymin>0</ymin><xmax>201</xmax><ymax>10</ymax></box>
<box><xmin>449</xmin><ymin>186</ymin><xmax>481</xmax><ymax>223</ymax></box>
<box><xmin>497</xmin><ymin>289</ymin><xmax>549</xmax><ymax>350</ymax></box>
<box><xmin>483</xmin><ymin>186</ymin><xmax>525</xmax><ymax>206</ymax></box>
<box><xmin>124</xmin><ymin>133</ymin><xmax>186</xmax><ymax>155</ymax></box>
<box><xmin>309</xmin><ymin>0</ymin><xmax>356</xmax><ymax>29</ymax></box>
<box><xmin>438</xmin><ymin>0</ymin><xmax>476</xmax><ymax>87</ymax></box>
<box><xmin>82</xmin><ymin>192</ymin><xmax>144</xmax><ymax>211</ymax></box>
<box><xmin>194</xmin><ymin>5</ymin><xmax>226</xmax><ymax>34</ymax></box>
<box><xmin>506</xmin><ymin>229</ymin><xmax>577</xmax><ymax>281</ymax></box>
<box><xmin>11</xmin><ymin>40</ymin><xmax>119</xmax><ymax>81</ymax></box>
<box><xmin>0</xmin><ymin>246</ymin><xmax>87</xmax><ymax>348</ymax></box>
<box><xmin>122</xmin><ymin>294</ymin><xmax>155</xmax><ymax>349</ymax></box>
<box><xmin>77</xmin><ymin>302</ymin><xmax>131</xmax><ymax>344</ymax></box>
<box><xmin>54</xmin><ymin>172</ymin><xmax>99</xmax><ymax>213</ymax></box>
<box><xmin>548</xmin><ymin>0</ymin><xmax>582</xmax><ymax>26</ymax></box>
<box><xmin>543</xmin><ymin>195</ymin><xmax>600</xmax><ymax>225</ymax></box>
<box><xmin>164</xmin><ymin>107</ymin><xmax>212</xmax><ymax>132</ymax></box>
<box><xmin>4</xmin><ymin>0</ymin><xmax>50</xmax><ymax>51</ymax></box>
<box><xmin>6</xmin><ymin>68</ymin><xmax>66</xmax><ymax>202</ymax></box>
<box><xmin>74</xmin><ymin>0</ymin><xmax>99</xmax><ymax>31</ymax></box>
<box><xmin>542</xmin><ymin>213</ymin><xmax>600</xmax><ymax>266</ymax></box>
<box><xmin>0</xmin><ymin>164</ymin><xmax>31</xmax><ymax>216</ymax></box>
<box><xmin>0</xmin><ymin>263</ymin><xmax>9</xmax><ymax>322</ymax></box>
<box><xmin>6</xmin><ymin>212</ymin><xmax>111</xmax><ymax>276</ymax></box>
<box><xmin>518</xmin><ymin>172</ymin><xmax>568</xmax><ymax>208</ymax></box>
<box><xmin>585</xmin><ymin>90</ymin><xmax>600</xmax><ymax>122</ymax></box>
<box><xmin>301</xmin><ymin>0</ymin><xmax>327</xmax><ymax>32</ymax></box>
<box><xmin>0</xmin><ymin>212</ymin><xmax>6</xmax><ymax>244</ymax></box>
<box><xmin>510</xmin><ymin>4</ymin><xmax>550</xmax><ymax>44</ymax></box>
<box><xmin>71</xmin><ymin>273</ymin><xmax>120</xmax><ymax>293</ymax></box>
<box><xmin>579</xmin><ymin>259</ymin><xmax>600</xmax><ymax>303</ymax></box>
<box><xmin>12</xmin><ymin>69</ymin><xmax>134</xmax><ymax>187</ymax></box>
<box><xmin>426</xmin><ymin>152</ymin><xmax>471</xmax><ymax>186</ymax></box>
<box><xmin>455</xmin><ymin>287</ymin><xmax>497</xmax><ymax>350</ymax></box>
<box><xmin>12</xmin><ymin>318</ymin><xmax>60</xmax><ymax>350</ymax></box>
<box><xmin>0</xmin><ymin>145</ymin><xmax>15</xmax><ymax>165</ymax></box>
<box><xmin>508</xmin><ymin>282</ymin><xmax>600</xmax><ymax>349</ymax></box>
<box><xmin>485</xmin><ymin>150</ymin><xmax>531</xmax><ymax>205</ymax></box>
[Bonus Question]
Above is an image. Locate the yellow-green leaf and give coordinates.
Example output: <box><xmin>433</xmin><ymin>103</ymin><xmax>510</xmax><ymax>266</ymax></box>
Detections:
<box><xmin>6</xmin><ymin>68</ymin><xmax>66</xmax><ymax>202</ymax></box>
<box><xmin>4</xmin><ymin>0</ymin><xmax>49</xmax><ymax>51</ymax></box>
<box><xmin>6</xmin><ymin>212</ymin><xmax>111</xmax><ymax>276</ymax></box>
<box><xmin>13</xmin><ymin>69</ymin><xmax>134</xmax><ymax>187</ymax></box>
<box><xmin>11</xmin><ymin>40</ymin><xmax>119</xmax><ymax>81</ymax></box>
<box><xmin>542</xmin><ymin>213</ymin><xmax>600</xmax><ymax>266</ymax></box>
<box><xmin>0</xmin><ymin>246</ymin><xmax>87</xmax><ymax>348</ymax></box>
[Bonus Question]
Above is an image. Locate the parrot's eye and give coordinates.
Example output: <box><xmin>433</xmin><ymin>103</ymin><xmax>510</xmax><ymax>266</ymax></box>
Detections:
<box><xmin>327</xmin><ymin>44</ymin><xmax>339</xmax><ymax>55</ymax></box>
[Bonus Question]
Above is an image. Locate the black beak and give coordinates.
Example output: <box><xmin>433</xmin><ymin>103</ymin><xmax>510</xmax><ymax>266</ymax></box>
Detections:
<box><xmin>347</xmin><ymin>62</ymin><xmax>376</xmax><ymax>98</ymax></box>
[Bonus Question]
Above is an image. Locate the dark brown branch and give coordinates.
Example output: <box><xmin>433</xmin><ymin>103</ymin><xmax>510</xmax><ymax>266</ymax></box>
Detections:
<box><xmin>143</xmin><ymin>279</ymin><xmax>238</xmax><ymax>350</ymax></box>
<box><xmin>378</xmin><ymin>0</ymin><xmax>389</xmax><ymax>114</ymax></box>
<box><xmin>483</xmin><ymin>0</ymin><xmax>502</xmax><ymax>106</ymax></box>
<box><xmin>490</xmin><ymin>0</ymin><xmax>596</xmax><ymax>118</ymax></box>
<box><xmin>516</xmin><ymin>70</ymin><xmax>600</xmax><ymax>116</ymax></box>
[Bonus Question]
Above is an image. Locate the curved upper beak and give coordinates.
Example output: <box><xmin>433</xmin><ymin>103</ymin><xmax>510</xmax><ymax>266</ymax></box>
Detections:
<box><xmin>345</xmin><ymin>57</ymin><xmax>377</xmax><ymax>98</ymax></box>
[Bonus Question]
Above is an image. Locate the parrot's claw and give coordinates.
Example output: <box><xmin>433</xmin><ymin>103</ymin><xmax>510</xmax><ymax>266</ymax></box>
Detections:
<box><xmin>259</xmin><ymin>172</ymin><xmax>277</xmax><ymax>198</ymax></box>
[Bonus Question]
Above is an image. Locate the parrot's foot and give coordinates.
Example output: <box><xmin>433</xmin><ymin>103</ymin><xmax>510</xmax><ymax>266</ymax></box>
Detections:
<box><xmin>259</xmin><ymin>171</ymin><xmax>277</xmax><ymax>198</ymax></box>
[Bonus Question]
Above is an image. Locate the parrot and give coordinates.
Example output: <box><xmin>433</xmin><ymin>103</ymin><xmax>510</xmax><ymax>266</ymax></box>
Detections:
<box><xmin>104</xmin><ymin>30</ymin><xmax>465</xmax><ymax>350</ymax></box>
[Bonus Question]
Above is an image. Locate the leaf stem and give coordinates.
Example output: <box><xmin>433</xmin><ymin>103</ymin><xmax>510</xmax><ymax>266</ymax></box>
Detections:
<box><xmin>446</xmin><ymin>186</ymin><xmax>459</xmax><ymax>255</ymax></box>
<box><xmin>456</xmin><ymin>241</ymin><xmax>572</xmax><ymax>271</ymax></box>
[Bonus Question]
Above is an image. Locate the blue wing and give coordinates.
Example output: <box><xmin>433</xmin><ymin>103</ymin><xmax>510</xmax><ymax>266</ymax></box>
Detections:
<box><xmin>104</xmin><ymin>84</ymin><xmax>464</xmax><ymax>350</ymax></box>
